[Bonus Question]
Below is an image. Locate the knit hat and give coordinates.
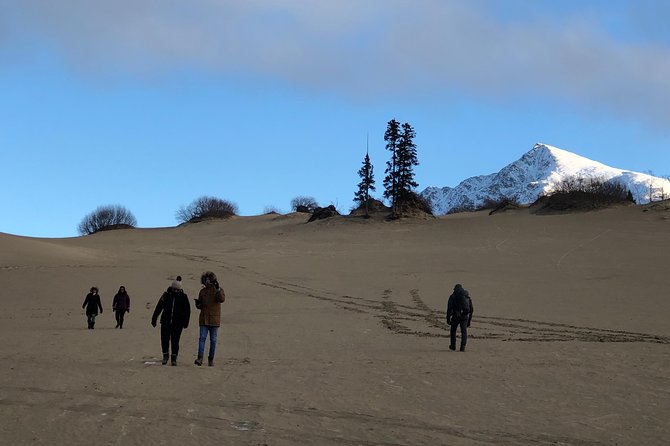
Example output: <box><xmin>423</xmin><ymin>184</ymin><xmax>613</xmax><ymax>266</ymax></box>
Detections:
<box><xmin>171</xmin><ymin>280</ymin><xmax>182</xmax><ymax>290</ymax></box>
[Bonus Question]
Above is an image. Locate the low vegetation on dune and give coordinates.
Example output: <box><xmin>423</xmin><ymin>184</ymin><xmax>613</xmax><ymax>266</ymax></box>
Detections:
<box><xmin>176</xmin><ymin>196</ymin><xmax>238</xmax><ymax>224</ymax></box>
<box><xmin>531</xmin><ymin>176</ymin><xmax>634</xmax><ymax>213</ymax></box>
<box><xmin>78</xmin><ymin>205</ymin><xmax>138</xmax><ymax>235</ymax></box>
<box><xmin>74</xmin><ymin>118</ymin><xmax>441</xmax><ymax>235</ymax></box>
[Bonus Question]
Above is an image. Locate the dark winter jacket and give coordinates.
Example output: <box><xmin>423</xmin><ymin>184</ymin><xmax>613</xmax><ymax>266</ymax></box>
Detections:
<box><xmin>151</xmin><ymin>288</ymin><xmax>190</xmax><ymax>328</ymax></box>
<box><xmin>112</xmin><ymin>292</ymin><xmax>130</xmax><ymax>312</ymax></box>
<box><xmin>82</xmin><ymin>293</ymin><xmax>103</xmax><ymax>316</ymax></box>
<box><xmin>446</xmin><ymin>287</ymin><xmax>473</xmax><ymax>326</ymax></box>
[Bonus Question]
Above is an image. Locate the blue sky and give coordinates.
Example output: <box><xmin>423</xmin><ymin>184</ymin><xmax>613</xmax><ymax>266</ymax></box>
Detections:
<box><xmin>1</xmin><ymin>0</ymin><xmax>669</xmax><ymax>237</ymax></box>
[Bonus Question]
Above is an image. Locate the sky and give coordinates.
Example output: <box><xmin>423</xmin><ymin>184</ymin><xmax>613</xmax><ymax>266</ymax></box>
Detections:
<box><xmin>1</xmin><ymin>0</ymin><xmax>670</xmax><ymax>238</ymax></box>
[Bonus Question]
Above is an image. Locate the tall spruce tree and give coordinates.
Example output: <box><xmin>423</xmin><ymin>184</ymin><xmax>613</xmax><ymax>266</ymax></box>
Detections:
<box><xmin>382</xmin><ymin>119</ymin><xmax>401</xmax><ymax>213</ymax></box>
<box><xmin>383</xmin><ymin>120</ymin><xmax>419</xmax><ymax>216</ymax></box>
<box><xmin>354</xmin><ymin>151</ymin><xmax>376</xmax><ymax>216</ymax></box>
<box><xmin>395</xmin><ymin>122</ymin><xmax>419</xmax><ymax>209</ymax></box>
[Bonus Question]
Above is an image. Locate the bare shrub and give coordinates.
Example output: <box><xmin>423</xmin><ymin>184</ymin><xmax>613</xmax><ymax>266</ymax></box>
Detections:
<box><xmin>447</xmin><ymin>203</ymin><xmax>476</xmax><ymax>214</ymax></box>
<box><xmin>78</xmin><ymin>205</ymin><xmax>137</xmax><ymax>235</ymax></box>
<box><xmin>262</xmin><ymin>205</ymin><xmax>281</xmax><ymax>215</ymax></box>
<box><xmin>176</xmin><ymin>196</ymin><xmax>238</xmax><ymax>223</ymax></box>
<box><xmin>290</xmin><ymin>196</ymin><xmax>318</xmax><ymax>213</ymax></box>
<box><xmin>533</xmin><ymin>175</ymin><xmax>633</xmax><ymax>213</ymax></box>
<box><xmin>549</xmin><ymin>176</ymin><xmax>630</xmax><ymax>204</ymax></box>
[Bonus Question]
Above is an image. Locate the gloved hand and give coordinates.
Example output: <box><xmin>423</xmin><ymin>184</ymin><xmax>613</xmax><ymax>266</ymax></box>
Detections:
<box><xmin>446</xmin><ymin>318</ymin><xmax>451</xmax><ymax>325</ymax></box>
<box><xmin>151</xmin><ymin>320</ymin><xmax>156</xmax><ymax>327</ymax></box>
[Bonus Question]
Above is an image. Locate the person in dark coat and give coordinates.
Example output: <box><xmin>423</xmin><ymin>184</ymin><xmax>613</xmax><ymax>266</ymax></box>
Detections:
<box><xmin>82</xmin><ymin>286</ymin><xmax>103</xmax><ymax>329</ymax></box>
<box><xmin>446</xmin><ymin>283</ymin><xmax>474</xmax><ymax>352</ymax></box>
<box><xmin>151</xmin><ymin>279</ymin><xmax>190</xmax><ymax>366</ymax></box>
<box><xmin>112</xmin><ymin>286</ymin><xmax>131</xmax><ymax>329</ymax></box>
<box><xmin>194</xmin><ymin>271</ymin><xmax>225</xmax><ymax>367</ymax></box>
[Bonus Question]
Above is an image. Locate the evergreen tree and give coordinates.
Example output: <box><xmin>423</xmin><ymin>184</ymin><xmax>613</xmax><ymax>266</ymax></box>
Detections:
<box><xmin>395</xmin><ymin>122</ymin><xmax>419</xmax><ymax>209</ymax></box>
<box><xmin>382</xmin><ymin>119</ymin><xmax>401</xmax><ymax>212</ymax></box>
<box><xmin>354</xmin><ymin>151</ymin><xmax>376</xmax><ymax>216</ymax></box>
<box><xmin>383</xmin><ymin>119</ymin><xmax>419</xmax><ymax>216</ymax></box>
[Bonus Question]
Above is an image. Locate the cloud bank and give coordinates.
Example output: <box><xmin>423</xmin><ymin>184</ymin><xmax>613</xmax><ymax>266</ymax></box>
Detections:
<box><xmin>2</xmin><ymin>0</ymin><xmax>669</xmax><ymax>125</ymax></box>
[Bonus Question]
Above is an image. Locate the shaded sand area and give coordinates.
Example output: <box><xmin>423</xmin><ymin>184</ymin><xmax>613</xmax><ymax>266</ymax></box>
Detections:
<box><xmin>1</xmin><ymin>206</ymin><xmax>669</xmax><ymax>445</ymax></box>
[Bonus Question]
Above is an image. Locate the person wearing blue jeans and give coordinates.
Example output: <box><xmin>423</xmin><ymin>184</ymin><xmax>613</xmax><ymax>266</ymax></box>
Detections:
<box><xmin>198</xmin><ymin>325</ymin><xmax>218</xmax><ymax>363</ymax></box>
<box><xmin>194</xmin><ymin>271</ymin><xmax>225</xmax><ymax>366</ymax></box>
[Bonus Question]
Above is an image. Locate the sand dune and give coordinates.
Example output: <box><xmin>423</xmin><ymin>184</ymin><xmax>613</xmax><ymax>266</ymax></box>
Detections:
<box><xmin>1</xmin><ymin>207</ymin><xmax>668</xmax><ymax>445</ymax></box>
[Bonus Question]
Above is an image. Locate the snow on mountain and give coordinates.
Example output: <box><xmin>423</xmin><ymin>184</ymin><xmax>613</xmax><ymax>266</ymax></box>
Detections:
<box><xmin>421</xmin><ymin>143</ymin><xmax>670</xmax><ymax>215</ymax></box>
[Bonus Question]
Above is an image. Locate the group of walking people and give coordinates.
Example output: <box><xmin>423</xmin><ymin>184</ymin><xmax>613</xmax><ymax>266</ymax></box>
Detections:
<box><xmin>81</xmin><ymin>271</ymin><xmax>226</xmax><ymax>367</ymax></box>
<box><xmin>81</xmin><ymin>286</ymin><xmax>131</xmax><ymax>329</ymax></box>
<box><xmin>83</xmin><ymin>275</ymin><xmax>471</xmax><ymax>363</ymax></box>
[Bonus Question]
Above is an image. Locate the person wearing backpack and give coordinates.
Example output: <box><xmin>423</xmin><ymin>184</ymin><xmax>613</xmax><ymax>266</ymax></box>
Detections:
<box><xmin>446</xmin><ymin>283</ymin><xmax>474</xmax><ymax>352</ymax></box>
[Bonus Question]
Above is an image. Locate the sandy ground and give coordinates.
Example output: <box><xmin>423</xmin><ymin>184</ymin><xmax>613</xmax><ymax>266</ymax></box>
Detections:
<box><xmin>0</xmin><ymin>206</ymin><xmax>668</xmax><ymax>445</ymax></box>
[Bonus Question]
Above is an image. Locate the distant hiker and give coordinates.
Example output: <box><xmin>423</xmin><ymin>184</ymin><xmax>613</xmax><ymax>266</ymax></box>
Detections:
<box><xmin>194</xmin><ymin>271</ymin><xmax>225</xmax><ymax>366</ymax></box>
<box><xmin>112</xmin><ymin>286</ymin><xmax>131</xmax><ymax>329</ymax></box>
<box><xmin>446</xmin><ymin>284</ymin><xmax>474</xmax><ymax>352</ymax></box>
<box><xmin>151</xmin><ymin>280</ymin><xmax>191</xmax><ymax>366</ymax></box>
<box><xmin>82</xmin><ymin>286</ymin><xmax>103</xmax><ymax>329</ymax></box>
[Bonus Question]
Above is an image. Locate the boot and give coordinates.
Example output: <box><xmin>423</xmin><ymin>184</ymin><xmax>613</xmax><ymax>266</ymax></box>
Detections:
<box><xmin>162</xmin><ymin>353</ymin><xmax>169</xmax><ymax>365</ymax></box>
<box><xmin>171</xmin><ymin>354</ymin><xmax>177</xmax><ymax>366</ymax></box>
<box><xmin>207</xmin><ymin>357</ymin><xmax>214</xmax><ymax>367</ymax></box>
<box><xmin>449</xmin><ymin>344</ymin><xmax>455</xmax><ymax>351</ymax></box>
<box><xmin>459</xmin><ymin>345</ymin><xmax>466</xmax><ymax>352</ymax></box>
<box><xmin>194</xmin><ymin>355</ymin><xmax>203</xmax><ymax>366</ymax></box>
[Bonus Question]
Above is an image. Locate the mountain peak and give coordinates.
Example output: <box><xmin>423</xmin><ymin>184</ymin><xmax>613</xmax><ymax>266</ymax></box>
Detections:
<box><xmin>420</xmin><ymin>143</ymin><xmax>670</xmax><ymax>214</ymax></box>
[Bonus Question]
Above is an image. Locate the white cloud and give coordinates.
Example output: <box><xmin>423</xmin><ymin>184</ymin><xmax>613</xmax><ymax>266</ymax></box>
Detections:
<box><xmin>2</xmin><ymin>0</ymin><xmax>669</xmax><ymax>125</ymax></box>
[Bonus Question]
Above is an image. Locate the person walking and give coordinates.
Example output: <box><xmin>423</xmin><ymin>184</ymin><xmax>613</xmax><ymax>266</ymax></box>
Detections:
<box><xmin>112</xmin><ymin>286</ymin><xmax>131</xmax><ymax>329</ymax></box>
<box><xmin>82</xmin><ymin>286</ymin><xmax>103</xmax><ymax>329</ymax></box>
<box><xmin>194</xmin><ymin>271</ymin><xmax>225</xmax><ymax>366</ymax></box>
<box><xmin>151</xmin><ymin>279</ymin><xmax>190</xmax><ymax>366</ymax></box>
<box><xmin>446</xmin><ymin>284</ymin><xmax>474</xmax><ymax>352</ymax></box>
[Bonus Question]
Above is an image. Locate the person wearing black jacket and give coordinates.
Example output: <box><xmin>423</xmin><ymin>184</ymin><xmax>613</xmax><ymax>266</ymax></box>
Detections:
<box><xmin>112</xmin><ymin>286</ymin><xmax>131</xmax><ymax>329</ymax></box>
<box><xmin>446</xmin><ymin>284</ymin><xmax>474</xmax><ymax>352</ymax></box>
<box><xmin>151</xmin><ymin>279</ymin><xmax>190</xmax><ymax>366</ymax></box>
<box><xmin>82</xmin><ymin>286</ymin><xmax>103</xmax><ymax>329</ymax></box>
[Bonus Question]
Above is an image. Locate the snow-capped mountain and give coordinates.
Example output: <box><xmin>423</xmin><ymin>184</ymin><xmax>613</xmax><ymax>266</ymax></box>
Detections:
<box><xmin>421</xmin><ymin>143</ymin><xmax>670</xmax><ymax>215</ymax></box>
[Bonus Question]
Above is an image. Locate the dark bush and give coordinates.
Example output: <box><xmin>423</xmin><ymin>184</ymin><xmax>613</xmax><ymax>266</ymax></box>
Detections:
<box><xmin>176</xmin><ymin>196</ymin><xmax>238</xmax><ymax>223</ymax></box>
<box><xmin>291</xmin><ymin>196</ymin><xmax>318</xmax><ymax>213</ymax></box>
<box><xmin>476</xmin><ymin>196</ymin><xmax>520</xmax><ymax>211</ymax></box>
<box><xmin>78</xmin><ymin>205</ymin><xmax>137</xmax><ymax>235</ymax></box>
<box><xmin>446</xmin><ymin>203</ymin><xmax>476</xmax><ymax>214</ymax></box>
<box><xmin>551</xmin><ymin>176</ymin><xmax>628</xmax><ymax>199</ymax></box>
<box><xmin>392</xmin><ymin>192</ymin><xmax>434</xmax><ymax>217</ymax></box>
<box><xmin>262</xmin><ymin>205</ymin><xmax>281</xmax><ymax>215</ymax></box>
<box><xmin>308</xmin><ymin>205</ymin><xmax>340</xmax><ymax>222</ymax></box>
<box><xmin>551</xmin><ymin>176</ymin><xmax>630</xmax><ymax>204</ymax></box>
<box><xmin>349</xmin><ymin>198</ymin><xmax>391</xmax><ymax>216</ymax></box>
<box><xmin>532</xmin><ymin>176</ymin><xmax>632</xmax><ymax>213</ymax></box>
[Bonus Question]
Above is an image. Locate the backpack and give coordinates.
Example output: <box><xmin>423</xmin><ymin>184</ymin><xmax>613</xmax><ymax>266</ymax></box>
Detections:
<box><xmin>452</xmin><ymin>293</ymin><xmax>470</xmax><ymax>321</ymax></box>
